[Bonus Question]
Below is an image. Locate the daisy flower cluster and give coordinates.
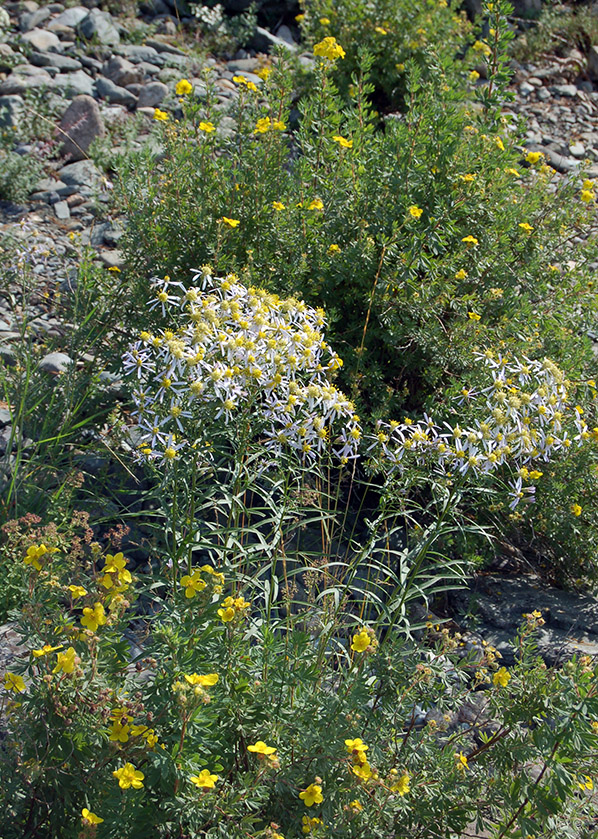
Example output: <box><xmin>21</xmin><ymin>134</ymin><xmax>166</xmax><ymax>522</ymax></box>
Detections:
<box><xmin>123</xmin><ymin>270</ymin><xmax>361</xmax><ymax>465</ymax></box>
<box><xmin>367</xmin><ymin>352</ymin><xmax>594</xmax><ymax>508</ymax></box>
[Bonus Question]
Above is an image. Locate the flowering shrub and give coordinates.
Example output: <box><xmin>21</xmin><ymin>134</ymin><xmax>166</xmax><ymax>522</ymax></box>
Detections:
<box><xmin>366</xmin><ymin>351</ymin><xmax>596</xmax><ymax>510</ymax></box>
<box><xmin>115</xmin><ymin>3</ymin><xmax>598</xmax><ymax>574</ymax></box>
<box><xmin>123</xmin><ymin>270</ymin><xmax>360</xmax><ymax>465</ymax></box>
<box><xmin>2</xmin><ymin>535</ymin><xmax>598</xmax><ymax>838</ymax></box>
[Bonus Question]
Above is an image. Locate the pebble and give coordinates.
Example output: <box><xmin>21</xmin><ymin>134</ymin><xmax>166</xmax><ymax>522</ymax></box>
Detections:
<box><xmin>38</xmin><ymin>351</ymin><xmax>73</xmax><ymax>374</ymax></box>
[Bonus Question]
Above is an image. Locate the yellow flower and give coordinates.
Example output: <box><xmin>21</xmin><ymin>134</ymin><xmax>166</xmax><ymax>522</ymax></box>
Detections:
<box><xmin>472</xmin><ymin>40</ymin><xmax>491</xmax><ymax>57</ymax></box>
<box><xmin>313</xmin><ymin>36</ymin><xmax>346</xmax><ymax>61</ymax></box>
<box><xmin>456</xmin><ymin>752</ymin><xmax>468</xmax><ymax>770</ymax></box>
<box><xmin>492</xmin><ymin>667</ymin><xmax>511</xmax><ymax>687</ymax></box>
<box><xmin>333</xmin><ymin>134</ymin><xmax>352</xmax><ymax>148</ymax></box>
<box><xmin>32</xmin><ymin>643</ymin><xmax>63</xmax><ymax>658</ymax></box>
<box><xmin>233</xmin><ymin>74</ymin><xmax>248</xmax><ymax>85</ymax></box>
<box><xmin>468</xmin><ymin>312</ymin><xmax>481</xmax><ymax>321</ymax></box>
<box><xmin>529</xmin><ymin>470</ymin><xmax>543</xmax><ymax>480</ymax></box>
<box><xmin>184</xmin><ymin>672</ymin><xmax>219</xmax><ymax>686</ymax></box>
<box><xmin>506</xmin><ymin>167</ymin><xmax>520</xmax><ymax>177</ymax></box>
<box><xmin>81</xmin><ymin>602</ymin><xmax>107</xmax><ymax>632</ymax></box>
<box><xmin>319</xmin><ymin>16</ymin><xmax>330</xmax><ymax>23</ymax></box>
<box><xmin>221</xmin><ymin>217</ymin><xmax>240</xmax><ymax>228</ymax></box>
<box><xmin>4</xmin><ymin>673</ymin><xmax>25</xmax><ymax>693</ymax></box>
<box><xmin>175</xmin><ymin>79</ymin><xmax>193</xmax><ymax>95</ymax></box>
<box><xmin>455</xmin><ymin>269</ymin><xmax>468</xmax><ymax>280</ymax></box>
<box><xmin>518</xmin><ymin>222</ymin><xmax>533</xmax><ymax>234</ymax></box>
<box><xmin>581</xmin><ymin>189</ymin><xmax>595</xmax><ymax>203</ymax></box>
<box><xmin>108</xmin><ymin>265</ymin><xmax>121</xmax><ymax>272</ymax></box>
<box><xmin>462</xmin><ymin>235</ymin><xmax>478</xmax><ymax>246</ymax></box>
<box><xmin>495</xmin><ymin>136</ymin><xmax>505</xmax><ymax>151</ymax></box>
<box><xmin>190</xmin><ymin>769</ymin><xmax>218</xmax><ymax>789</ymax></box>
<box><xmin>302</xmin><ymin>816</ymin><xmax>323</xmax><ymax>834</ymax></box>
<box><xmin>248</xmin><ymin>740</ymin><xmax>277</xmax><ymax>755</ymax></box>
<box><xmin>272</xmin><ymin>201</ymin><xmax>286</xmax><ymax>211</ymax></box>
<box><xmin>68</xmin><ymin>585</ymin><xmax>87</xmax><ymax>598</ymax></box>
<box><xmin>308</xmin><ymin>198</ymin><xmax>324</xmax><ymax>210</ymax></box>
<box><xmin>390</xmin><ymin>771</ymin><xmax>410</xmax><ymax>796</ymax></box>
<box><xmin>408</xmin><ymin>205</ymin><xmax>423</xmax><ymax>219</ymax></box>
<box><xmin>460</xmin><ymin>173</ymin><xmax>476</xmax><ymax>183</ymax></box>
<box><xmin>579</xmin><ymin>775</ymin><xmax>594</xmax><ymax>791</ymax></box>
<box><xmin>24</xmin><ymin>543</ymin><xmax>58</xmax><ymax>571</ymax></box>
<box><xmin>526</xmin><ymin>151</ymin><xmax>544</xmax><ymax>165</ymax></box>
<box><xmin>108</xmin><ymin>719</ymin><xmax>130</xmax><ymax>743</ymax></box>
<box><xmin>255</xmin><ymin>117</ymin><xmax>272</xmax><ymax>134</ymax></box>
<box><xmin>218</xmin><ymin>605</ymin><xmax>235</xmax><ymax>622</ymax></box>
<box><xmin>53</xmin><ymin>646</ymin><xmax>77</xmax><ymax>675</ymax></box>
<box><xmin>349</xmin><ymin>799</ymin><xmax>363</xmax><ymax>811</ymax></box>
<box><xmin>256</xmin><ymin>66</ymin><xmax>272</xmax><ymax>80</ymax></box>
<box><xmin>350</xmin><ymin>629</ymin><xmax>370</xmax><ymax>652</ymax></box>
<box><xmin>375</xmin><ymin>26</ymin><xmax>387</xmax><ymax>34</ymax></box>
<box><xmin>153</xmin><ymin>108</ymin><xmax>169</xmax><ymax>121</ymax></box>
<box><xmin>345</xmin><ymin>737</ymin><xmax>368</xmax><ymax>755</ymax></box>
<box><xmin>299</xmin><ymin>782</ymin><xmax>324</xmax><ymax>807</ymax></box>
<box><xmin>295</xmin><ymin>13</ymin><xmax>305</xmax><ymax>21</ymax></box>
<box><xmin>113</xmin><ymin>762</ymin><xmax>144</xmax><ymax>790</ymax></box>
<box><xmin>469</xmin><ymin>70</ymin><xmax>480</xmax><ymax>82</ymax></box>
<box><xmin>328</xmin><ymin>244</ymin><xmax>341</xmax><ymax>254</ymax></box>
<box><xmin>272</xmin><ymin>120</ymin><xmax>286</xmax><ymax>131</ymax></box>
<box><xmin>81</xmin><ymin>808</ymin><xmax>104</xmax><ymax>825</ymax></box>
<box><xmin>199</xmin><ymin>121</ymin><xmax>216</xmax><ymax>133</ymax></box>
<box><xmin>180</xmin><ymin>568</ymin><xmax>207</xmax><ymax>598</ymax></box>
<box><xmin>571</xmin><ymin>503</ymin><xmax>582</xmax><ymax>517</ymax></box>
<box><xmin>352</xmin><ymin>761</ymin><xmax>372</xmax><ymax>780</ymax></box>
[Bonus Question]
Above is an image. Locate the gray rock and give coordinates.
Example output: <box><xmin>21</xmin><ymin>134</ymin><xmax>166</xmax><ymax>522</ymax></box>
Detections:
<box><xmin>77</xmin><ymin>9</ymin><xmax>120</xmax><ymax>46</ymax></box>
<box><xmin>58</xmin><ymin>95</ymin><xmax>105</xmax><ymax>161</ymax></box>
<box><xmin>0</xmin><ymin>95</ymin><xmax>24</xmax><ymax>129</ymax></box>
<box><xmin>589</xmin><ymin>46</ymin><xmax>598</xmax><ymax>82</ymax></box>
<box><xmin>137</xmin><ymin>61</ymin><xmax>161</xmax><ymax>76</ymax></box>
<box><xmin>53</xmin><ymin>70</ymin><xmax>95</xmax><ymax>97</ymax></box>
<box><xmin>145</xmin><ymin>37</ymin><xmax>186</xmax><ymax>56</ymax></box>
<box><xmin>0</xmin><ymin>408</ymin><xmax>11</xmax><ymax>427</ymax></box>
<box><xmin>161</xmin><ymin>53</ymin><xmax>189</xmax><ymax>69</ymax></box>
<box><xmin>227</xmin><ymin>57</ymin><xmax>259</xmax><ymax>72</ymax></box>
<box><xmin>452</xmin><ymin>573</ymin><xmax>598</xmax><ymax>667</ymax></box>
<box><xmin>136</xmin><ymin>80</ymin><xmax>168</xmax><ymax>108</ymax></box>
<box><xmin>53</xmin><ymin>200</ymin><xmax>70</xmax><ymax>219</ymax></box>
<box><xmin>58</xmin><ymin>159</ymin><xmax>101</xmax><ymax>187</ymax></box>
<box><xmin>39</xmin><ymin>351</ymin><xmax>73</xmax><ymax>374</ymax></box>
<box><xmin>29</xmin><ymin>51</ymin><xmax>83</xmax><ymax>72</ymax></box>
<box><xmin>48</xmin><ymin>6</ymin><xmax>89</xmax><ymax>29</ymax></box>
<box><xmin>275</xmin><ymin>24</ymin><xmax>296</xmax><ymax>45</ymax></box>
<box><xmin>95</xmin><ymin>76</ymin><xmax>137</xmax><ymax>107</ymax></box>
<box><xmin>0</xmin><ymin>72</ymin><xmax>54</xmax><ymax>96</ymax></box>
<box><xmin>21</xmin><ymin>28</ymin><xmax>62</xmax><ymax>52</ymax></box>
<box><xmin>544</xmin><ymin>148</ymin><xmax>581</xmax><ymax>173</ymax></box>
<box><xmin>102</xmin><ymin>55</ymin><xmax>143</xmax><ymax>87</ymax></box>
<box><xmin>79</xmin><ymin>54</ymin><xmax>103</xmax><ymax>73</ymax></box>
<box><xmin>519</xmin><ymin>81</ymin><xmax>535</xmax><ymax>96</ymax></box>
<box><xmin>551</xmin><ymin>83</ymin><xmax>578</xmax><ymax>99</ymax></box>
<box><xmin>250</xmin><ymin>26</ymin><xmax>298</xmax><ymax>53</ymax></box>
<box><xmin>569</xmin><ymin>141</ymin><xmax>585</xmax><ymax>159</ymax></box>
<box><xmin>119</xmin><ymin>44</ymin><xmax>162</xmax><ymax>64</ymax></box>
<box><xmin>19</xmin><ymin>7</ymin><xmax>51</xmax><ymax>31</ymax></box>
<box><xmin>0</xmin><ymin>346</ymin><xmax>16</xmax><ymax>368</ymax></box>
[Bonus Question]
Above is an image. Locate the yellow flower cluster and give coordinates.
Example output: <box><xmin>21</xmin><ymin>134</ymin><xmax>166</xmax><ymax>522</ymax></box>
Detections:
<box><xmin>313</xmin><ymin>36</ymin><xmax>346</xmax><ymax>61</ymax></box>
<box><xmin>180</xmin><ymin>564</ymin><xmax>224</xmax><ymax>598</ymax></box>
<box><xmin>23</xmin><ymin>543</ymin><xmax>59</xmax><ymax>571</ymax></box>
<box><xmin>218</xmin><ymin>594</ymin><xmax>250</xmax><ymax>623</ymax></box>
<box><xmin>350</xmin><ymin>626</ymin><xmax>378</xmax><ymax>653</ymax></box>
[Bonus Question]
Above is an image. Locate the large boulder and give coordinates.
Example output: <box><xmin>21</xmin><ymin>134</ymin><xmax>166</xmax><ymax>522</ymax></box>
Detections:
<box><xmin>77</xmin><ymin>9</ymin><xmax>120</xmax><ymax>46</ymax></box>
<box><xmin>58</xmin><ymin>95</ymin><xmax>106</xmax><ymax>162</ymax></box>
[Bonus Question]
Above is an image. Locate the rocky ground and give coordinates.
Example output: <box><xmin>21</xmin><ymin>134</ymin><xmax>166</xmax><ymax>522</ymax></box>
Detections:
<box><xmin>1</xmin><ymin>2</ymin><xmax>598</xmax><ymax>666</ymax></box>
